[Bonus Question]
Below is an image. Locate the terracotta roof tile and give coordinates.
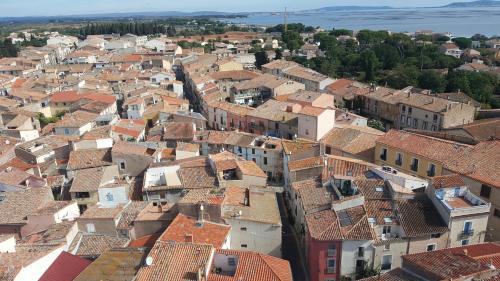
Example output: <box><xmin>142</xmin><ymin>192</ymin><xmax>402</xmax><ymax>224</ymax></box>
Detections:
<box><xmin>160</xmin><ymin>214</ymin><xmax>230</xmax><ymax>248</ymax></box>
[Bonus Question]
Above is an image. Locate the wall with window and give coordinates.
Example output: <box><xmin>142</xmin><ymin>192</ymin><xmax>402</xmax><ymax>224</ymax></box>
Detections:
<box><xmin>306</xmin><ymin>237</ymin><xmax>342</xmax><ymax>281</ymax></box>
<box><xmin>374</xmin><ymin>144</ymin><xmax>444</xmax><ymax>179</ymax></box>
<box><xmin>224</xmin><ymin>218</ymin><xmax>282</xmax><ymax>258</ymax></box>
<box><xmin>442</xmin><ymin>170</ymin><xmax>500</xmax><ymax>242</ymax></box>
<box><xmin>98</xmin><ymin>185</ymin><xmax>129</xmax><ymax>207</ymax></box>
<box><xmin>340</xmin><ymin>240</ymin><xmax>374</xmax><ymax>278</ymax></box>
<box><xmin>407</xmin><ymin>232</ymin><xmax>449</xmax><ymax>256</ymax></box>
<box><xmin>373</xmin><ymin>240</ymin><xmax>407</xmax><ymax>272</ymax></box>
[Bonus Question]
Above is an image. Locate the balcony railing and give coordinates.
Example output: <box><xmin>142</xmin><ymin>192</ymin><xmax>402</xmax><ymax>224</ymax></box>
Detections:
<box><xmin>381</xmin><ymin>264</ymin><xmax>392</xmax><ymax>271</ymax></box>
<box><xmin>326</xmin><ymin>267</ymin><xmax>335</xmax><ymax>274</ymax></box>
<box><xmin>459</xmin><ymin>229</ymin><xmax>474</xmax><ymax>239</ymax></box>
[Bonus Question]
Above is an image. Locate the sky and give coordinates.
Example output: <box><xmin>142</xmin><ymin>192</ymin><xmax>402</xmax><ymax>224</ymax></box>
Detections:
<box><xmin>0</xmin><ymin>0</ymin><xmax>476</xmax><ymax>17</ymax></box>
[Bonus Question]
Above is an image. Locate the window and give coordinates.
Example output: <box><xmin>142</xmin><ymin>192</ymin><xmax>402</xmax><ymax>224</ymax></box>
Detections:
<box><xmin>326</xmin><ymin>258</ymin><xmax>335</xmax><ymax>273</ymax></box>
<box><xmin>413</xmin><ymin>118</ymin><xmax>418</xmax><ymax>128</ymax></box>
<box><xmin>105</xmin><ymin>193</ymin><xmax>114</xmax><ymax>202</ymax></box>
<box><xmin>357</xmin><ymin>247</ymin><xmax>365</xmax><ymax>258</ymax></box>
<box><xmin>64</xmin><ymin>128</ymin><xmax>70</xmax><ymax>135</ymax></box>
<box><xmin>431</xmin><ymin>125</ymin><xmax>437</xmax><ymax>131</ymax></box>
<box><xmin>119</xmin><ymin>161</ymin><xmax>126</xmax><ymax>170</ymax></box>
<box><xmin>252</xmin><ymin>148</ymin><xmax>255</xmax><ymax>154</ymax></box>
<box><xmin>380</xmin><ymin>148</ymin><xmax>387</xmax><ymax>161</ymax></box>
<box><xmin>461</xmin><ymin>239</ymin><xmax>469</xmax><ymax>246</ymax></box>
<box><xmin>406</xmin><ymin>117</ymin><xmax>412</xmax><ymax>125</ymax></box>
<box><xmin>480</xmin><ymin>184</ymin><xmax>492</xmax><ymax>198</ymax></box>
<box><xmin>228</xmin><ymin>257</ymin><xmax>236</xmax><ymax>266</ymax></box>
<box><xmin>381</xmin><ymin>255</ymin><xmax>392</xmax><ymax>270</ymax></box>
<box><xmin>408</xmin><ymin>107</ymin><xmax>412</xmax><ymax>115</ymax></box>
<box><xmin>325</xmin><ymin>146</ymin><xmax>331</xmax><ymax>154</ymax></box>
<box><xmin>241</xmin><ymin>244</ymin><xmax>247</xmax><ymax>248</ymax></box>
<box><xmin>86</xmin><ymin>223</ymin><xmax>96</xmax><ymax>233</ymax></box>
<box><xmin>422</xmin><ymin>121</ymin><xmax>428</xmax><ymax>130</ymax></box>
<box><xmin>463</xmin><ymin>221</ymin><xmax>473</xmax><ymax>235</ymax></box>
<box><xmin>430</xmin><ymin>233</ymin><xmax>441</xmax><ymax>239</ymax></box>
<box><xmin>263</xmin><ymin>157</ymin><xmax>268</xmax><ymax>165</ymax></box>
<box><xmin>400</xmin><ymin>115</ymin><xmax>405</xmax><ymax>124</ymax></box>
<box><xmin>427</xmin><ymin>244</ymin><xmax>436</xmax><ymax>251</ymax></box>
<box><xmin>384</xmin><ymin>243</ymin><xmax>390</xmax><ymax>251</ymax></box>
<box><xmin>427</xmin><ymin>163</ymin><xmax>436</xmax><ymax>177</ymax></box>
<box><xmin>328</xmin><ymin>244</ymin><xmax>336</xmax><ymax>257</ymax></box>
<box><xmin>240</xmin><ymin>227</ymin><xmax>247</xmax><ymax>231</ymax></box>
<box><xmin>433</xmin><ymin>114</ymin><xmax>438</xmax><ymax>122</ymax></box>
<box><xmin>383</xmin><ymin>225</ymin><xmax>391</xmax><ymax>235</ymax></box>
<box><xmin>402</xmin><ymin>105</ymin><xmax>406</xmax><ymax>112</ymax></box>
<box><xmin>411</xmin><ymin>158</ymin><xmax>419</xmax><ymax>172</ymax></box>
<box><xmin>305</xmin><ymin>129</ymin><xmax>309</xmax><ymax>135</ymax></box>
<box><xmin>395</xmin><ymin>153</ymin><xmax>403</xmax><ymax>166</ymax></box>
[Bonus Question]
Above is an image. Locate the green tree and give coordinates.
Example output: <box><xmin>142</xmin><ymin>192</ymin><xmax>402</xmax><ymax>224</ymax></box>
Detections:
<box><xmin>368</xmin><ymin>119</ymin><xmax>385</xmax><ymax>131</ymax></box>
<box><xmin>360</xmin><ymin>50</ymin><xmax>380</xmax><ymax>81</ymax></box>
<box><xmin>418</xmin><ymin>70</ymin><xmax>446</xmax><ymax>93</ymax></box>
<box><xmin>254</xmin><ymin>50</ymin><xmax>269</xmax><ymax>70</ymax></box>
<box><xmin>385</xmin><ymin>64</ymin><xmax>419</xmax><ymax>89</ymax></box>
<box><xmin>452</xmin><ymin>37</ymin><xmax>472</xmax><ymax>49</ymax></box>
<box><xmin>275</xmin><ymin>48</ymin><xmax>283</xmax><ymax>60</ymax></box>
<box><xmin>282</xmin><ymin>30</ymin><xmax>304</xmax><ymax>52</ymax></box>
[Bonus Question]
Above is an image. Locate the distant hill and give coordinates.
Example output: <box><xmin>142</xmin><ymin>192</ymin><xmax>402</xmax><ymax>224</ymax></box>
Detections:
<box><xmin>442</xmin><ymin>0</ymin><xmax>500</xmax><ymax>7</ymax></box>
<box><xmin>301</xmin><ymin>6</ymin><xmax>394</xmax><ymax>12</ymax></box>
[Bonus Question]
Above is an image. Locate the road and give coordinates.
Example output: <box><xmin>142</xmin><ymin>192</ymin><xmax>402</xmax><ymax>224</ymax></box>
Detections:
<box><xmin>277</xmin><ymin>192</ymin><xmax>309</xmax><ymax>281</ymax></box>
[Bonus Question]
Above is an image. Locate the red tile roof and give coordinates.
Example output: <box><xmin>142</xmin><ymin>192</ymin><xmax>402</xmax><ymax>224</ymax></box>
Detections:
<box><xmin>160</xmin><ymin>214</ymin><xmax>230</xmax><ymax>248</ymax></box>
<box><xmin>431</xmin><ymin>174</ymin><xmax>465</xmax><ymax>189</ymax></box>
<box><xmin>128</xmin><ymin>233</ymin><xmax>162</xmax><ymax>248</ymax></box>
<box><xmin>39</xmin><ymin>251</ymin><xmax>91</xmax><ymax>281</ymax></box>
<box><xmin>209</xmin><ymin>249</ymin><xmax>293</xmax><ymax>281</ymax></box>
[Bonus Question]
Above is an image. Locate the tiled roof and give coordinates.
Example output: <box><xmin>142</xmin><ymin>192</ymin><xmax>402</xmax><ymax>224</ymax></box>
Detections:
<box><xmin>68</xmin><ymin>233</ymin><xmax>129</xmax><ymax>258</ymax></box>
<box><xmin>69</xmin><ymin>166</ymin><xmax>107</xmax><ymax>192</ymax></box>
<box><xmin>0</xmin><ymin>188</ymin><xmax>53</xmax><ymax>224</ymax></box>
<box><xmin>222</xmin><ymin>187</ymin><xmax>281</xmax><ymax>225</ymax></box>
<box><xmin>54</xmin><ymin>110</ymin><xmax>97</xmax><ymax>128</ymax></box>
<box><xmin>74</xmin><ymin>248</ymin><xmax>148</xmax><ymax>281</ymax></box>
<box><xmin>177</xmin><ymin>142</ymin><xmax>200</xmax><ymax>152</ymax></box>
<box><xmin>163</xmin><ymin>122</ymin><xmax>195</xmax><ymax>140</ymax></box>
<box><xmin>377</xmin><ymin>130</ymin><xmax>472</xmax><ymax>166</ymax></box>
<box><xmin>299</xmin><ymin>106</ymin><xmax>326</xmax><ymax>117</ymax></box>
<box><xmin>282</xmin><ymin>139</ymin><xmax>318</xmax><ymax>155</ymax></box>
<box><xmin>178</xmin><ymin>166</ymin><xmax>218</xmax><ymax>189</ymax></box>
<box><xmin>128</xmin><ymin>233</ymin><xmax>162</xmax><ymax>248</ymax></box>
<box><xmin>135</xmin><ymin>241</ymin><xmax>214</xmax><ymax>281</ymax></box>
<box><xmin>67</xmin><ymin>148</ymin><xmax>112</xmax><ymax>170</ymax></box>
<box><xmin>445</xmin><ymin>140</ymin><xmax>500</xmax><ymax>188</ymax></box>
<box><xmin>111</xmin><ymin>119</ymin><xmax>145</xmax><ymax>138</ymax></box>
<box><xmin>38</xmin><ymin>251</ymin><xmax>91</xmax><ymax>281</ymax></box>
<box><xmin>323</xmin><ymin>155</ymin><xmax>376</xmax><ymax>180</ymax></box>
<box><xmin>112</xmin><ymin>141</ymin><xmax>155</xmax><ymax>156</ymax></box>
<box><xmin>32</xmin><ymin>201</ymin><xmax>75</xmax><ymax>216</ymax></box>
<box><xmin>431</xmin><ymin>174</ymin><xmax>465</xmax><ymax>189</ymax></box>
<box><xmin>236</xmin><ymin>160</ymin><xmax>267</xmax><ymax>178</ymax></box>
<box><xmin>299</xmin><ymin>185</ymin><xmax>332</xmax><ymax>212</ymax></box>
<box><xmin>305</xmin><ymin>205</ymin><xmax>374</xmax><ymax>241</ymax></box>
<box><xmin>80</xmin><ymin>204</ymin><xmax>124</xmax><ymax>219</ymax></box>
<box><xmin>355</xmin><ymin>179</ymin><xmax>389</xmax><ymax>200</ymax></box>
<box><xmin>209</xmin><ymin>249</ymin><xmax>293</xmax><ymax>281</ymax></box>
<box><xmin>396</xmin><ymin>198</ymin><xmax>448</xmax><ymax>237</ymax></box>
<box><xmin>116</xmin><ymin>201</ymin><xmax>149</xmax><ymax>230</ymax></box>
<box><xmin>321</xmin><ymin>125</ymin><xmax>383</xmax><ymax>158</ymax></box>
<box><xmin>359</xmin><ymin>268</ymin><xmax>421</xmax><ymax>281</ymax></box>
<box><xmin>210</xmin><ymin>70</ymin><xmax>260</xmax><ymax>81</ymax></box>
<box><xmin>0</xmin><ymin>244</ymin><xmax>62</xmax><ymax>281</ymax></box>
<box><xmin>288</xmin><ymin>156</ymin><xmax>323</xmax><ymax>171</ymax></box>
<box><xmin>402</xmin><ymin>246</ymin><xmax>493</xmax><ymax>280</ymax></box>
<box><xmin>160</xmin><ymin>214</ymin><xmax>230</xmax><ymax>248</ymax></box>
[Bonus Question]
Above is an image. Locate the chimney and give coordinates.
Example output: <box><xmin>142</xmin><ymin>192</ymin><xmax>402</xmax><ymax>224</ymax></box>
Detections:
<box><xmin>157</xmin><ymin>203</ymin><xmax>162</xmax><ymax>213</ymax></box>
<box><xmin>244</xmin><ymin>188</ymin><xmax>250</xmax><ymax>207</ymax></box>
<box><xmin>185</xmin><ymin>233</ymin><xmax>193</xmax><ymax>243</ymax></box>
<box><xmin>463</xmin><ymin>249</ymin><xmax>468</xmax><ymax>256</ymax></box>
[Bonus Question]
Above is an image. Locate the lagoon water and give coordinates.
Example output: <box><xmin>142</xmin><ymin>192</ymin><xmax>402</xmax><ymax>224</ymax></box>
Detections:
<box><xmin>221</xmin><ymin>7</ymin><xmax>500</xmax><ymax>37</ymax></box>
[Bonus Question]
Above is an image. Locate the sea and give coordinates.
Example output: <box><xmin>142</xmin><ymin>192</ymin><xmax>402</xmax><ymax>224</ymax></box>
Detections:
<box><xmin>219</xmin><ymin>7</ymin><xmax>500</xmax><ymax>37</ymax></box>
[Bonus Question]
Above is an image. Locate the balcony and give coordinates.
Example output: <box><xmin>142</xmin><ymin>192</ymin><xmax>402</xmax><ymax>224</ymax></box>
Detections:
<box><xmin>458</xmin><ymin>229</ymin><xmax>474</xmax><ymax>240</ymax></box>
<box><xmin>381</xmin><ymin>263</ymin><xmax>392</xmax><ymax>271</ymax></box>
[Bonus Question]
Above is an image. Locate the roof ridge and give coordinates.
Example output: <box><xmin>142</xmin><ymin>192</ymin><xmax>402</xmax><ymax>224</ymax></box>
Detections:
<box><xmin>258</xmin><ymin>253</ymin><xmax>284</xmax><ymax>281</ymax></box>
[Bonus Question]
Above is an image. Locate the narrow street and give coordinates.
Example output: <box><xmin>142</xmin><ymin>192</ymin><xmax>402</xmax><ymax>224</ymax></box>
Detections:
<box><xmin>277</xmin><ymin>192</ymin><xmax>309</xmax><ymax>281</ymax></box>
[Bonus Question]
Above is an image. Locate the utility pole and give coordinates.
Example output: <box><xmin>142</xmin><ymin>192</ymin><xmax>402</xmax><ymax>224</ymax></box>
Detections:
<box><xmin>284</xmin><ymin>7</ymin><xmax>288</xmax><ymax>32</ymax></box>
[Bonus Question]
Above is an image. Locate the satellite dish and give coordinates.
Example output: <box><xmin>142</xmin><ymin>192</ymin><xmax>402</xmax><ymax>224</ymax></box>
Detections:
<box><xmin>145</xmin><ymin>256</ymin><xmax>153</xmax><ymax>266</ymax></box>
